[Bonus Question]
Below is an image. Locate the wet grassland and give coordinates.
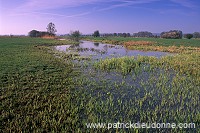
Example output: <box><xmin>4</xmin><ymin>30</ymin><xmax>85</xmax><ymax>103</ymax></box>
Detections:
<box><xmin>0</xmin><ymin>37</ymin><xmax>199</xmax><ymax>132</ymax></box>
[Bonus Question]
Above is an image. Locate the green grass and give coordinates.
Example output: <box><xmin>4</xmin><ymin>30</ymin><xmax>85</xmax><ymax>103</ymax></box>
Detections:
<box><xmin>90</xmin><ymin>53</ymin><xmax>199</xmax><ymax>132</ymax></box>
<box><xmin>84</xmin><ymin>36</ymin><xmax>200</xmax><ymax>132</ymax></box>
<box><xmin>94</xmin><ymin>54</ymin><xmax>199</xmax><ymax>77</ymax></box>
<box><xmin>0</xmin><ymin>37</ymin><xmax>199</xmax><ymax>132</ymax></box>
<box><xmin>0</xmin><ymin>37</ymin><xmax>81</xmax><ymax>132</ymax></box>
<box><xmin>94</xmin><ymin>56</ymin><xmax>141</xmax><ymax>75</ymax></box>
<box><xmin>84</xmin><ymin>36</ymin><xmax>200</xmax><ymax>47</ymax></box>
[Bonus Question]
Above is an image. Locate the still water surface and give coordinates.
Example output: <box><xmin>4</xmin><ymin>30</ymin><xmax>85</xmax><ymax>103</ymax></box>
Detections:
<box><xmin>55</xmin><ymin>41</ymin><xmax>170</xmax><ymax>59</ymax></box>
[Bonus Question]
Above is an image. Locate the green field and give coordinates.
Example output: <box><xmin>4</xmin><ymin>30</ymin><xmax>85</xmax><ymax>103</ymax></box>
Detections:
<box><xmin>0</xmin><ymin>37</ymin><xmax>199</xmax><ymax>132</ymax></box>
<box><xmin>84</xmin><ymin>36</ymin><xmax>200</xmax><ymax>47</ymax></box>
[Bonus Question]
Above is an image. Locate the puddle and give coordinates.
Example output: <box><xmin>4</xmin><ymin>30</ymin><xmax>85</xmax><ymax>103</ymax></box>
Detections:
<box><xmin>54</xmin><ymin>41</ymin><xmax>170</xmax><ymax>59</ymax></box>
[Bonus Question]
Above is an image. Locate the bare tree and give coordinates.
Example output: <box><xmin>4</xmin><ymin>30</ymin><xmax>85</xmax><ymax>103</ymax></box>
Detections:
<box><xmin>46</xmin><ymin>22</ymin><xmax>57</xmax><ymax>36</ymax></box>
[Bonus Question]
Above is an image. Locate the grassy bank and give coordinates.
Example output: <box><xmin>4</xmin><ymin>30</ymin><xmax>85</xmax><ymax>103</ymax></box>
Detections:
<box><xmin>0</xmin><ymin>37</ymin><xmax>81</xmax><ymax>132</ymax></box>
<box><xmin>84</xmin><ymin>37</ymin><xmax>200</xmax><ymax>53</ymax></box>
<box><xmin>84</xmin><ymin>36</ymin><xmax>200</xmax><ymax>47</ymax></box>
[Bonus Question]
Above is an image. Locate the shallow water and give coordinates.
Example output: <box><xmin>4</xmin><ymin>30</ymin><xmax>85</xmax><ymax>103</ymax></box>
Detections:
<box><xmin>55</xmin><ymin>41</ymin><xmax>170</xmax><ymax>59</ymax></box>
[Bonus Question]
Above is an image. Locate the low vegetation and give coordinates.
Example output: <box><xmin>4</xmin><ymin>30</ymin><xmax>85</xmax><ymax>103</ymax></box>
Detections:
<box><xmin>184</xmin><ymin>34</ymin><xmax>193</xmax><ymax>39</ymax></box>
<box><xmin>0</xmin><ymin>36</ymin><xmax>199</xmax><ymax>132</ymax></box>
<box><xmin>0</xmin><ymin>37</ymin><xmax>80</xmax><ymax>132</ymax></box>
<box><xmin>84</xmin><ymin>36</ymin><xmax>200</xmax><ymax>47</ymax></box>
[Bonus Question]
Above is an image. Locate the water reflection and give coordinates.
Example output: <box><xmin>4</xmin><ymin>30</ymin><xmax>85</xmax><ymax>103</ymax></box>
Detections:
<box><xmin>55</xmin><ymin>41</ymin><xmax>170</xmax><ymax>59</ymax></box>
<box><xmin>94</xmin><ymin>42</ymin><xmax>99</xmax><ymax>47</ymax></box>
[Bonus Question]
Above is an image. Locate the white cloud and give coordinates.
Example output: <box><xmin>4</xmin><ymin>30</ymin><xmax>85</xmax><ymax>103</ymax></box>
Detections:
<box><xmin>170</xmin><ymin>0</ymin><xmax>195</xmax><ymax>8</ymax></box>
<box><xmin>16</xmin><ymin>0</ymin><xmax>159</xmax><ymax>11</ymax></box>
<box><xmin>98</xmin><ymin>0</ymin><xmax>159</xmax><ymax>11</ymax></box>
<box><xmin>8</xmin><ymin>0</ymin><xmax>159</xmax><ymax>19</ymax></box>
<box><xmin>6</xmin><ymin>0</ymin><xmax>99</xmax><ymax>19</ymax></box>
<box><xmin>10</xmin><ymin>11</ymin><xmax>91</xmax><ymax>18</ymax></box>
<box><xmin>7</xmin><ymin>0</ymin><xmax>197</xmax><ymax>19</ymax></box>
<box><xmin>17</xmin><ymin>0</ymin><xmax>102</xmax><ymax>11</ymax></box>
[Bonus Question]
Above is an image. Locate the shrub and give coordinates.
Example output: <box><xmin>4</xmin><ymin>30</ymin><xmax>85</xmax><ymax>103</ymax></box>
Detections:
<box><xmin>161</xmin><ymin>30</ymin><xmax>182</xmax><ymax>39</ymax></box>
<box><xmin>184</xmin><ymin>34</ymin><xmax>193</xmax><ymax>39</ymax></box>
<box><xmin>70</xmin><ymin>30</ymin><xmax>81</xmax><ymax>42</ymax></box>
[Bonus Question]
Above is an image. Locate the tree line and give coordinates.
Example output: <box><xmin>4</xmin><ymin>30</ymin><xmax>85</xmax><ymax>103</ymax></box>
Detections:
<box><xmin>28</xmin><ymin>22</ymin><xmax>200</xmax><ymax>40</ymax></box>
<box><xmin>89</xmin><ymin>30</ymin><xmax>200</xmax><ymax>39</ymax></box>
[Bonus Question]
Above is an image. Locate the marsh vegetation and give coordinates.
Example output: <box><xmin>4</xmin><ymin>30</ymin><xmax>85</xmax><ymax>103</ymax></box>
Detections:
<box><xmin>0</xmin><ymin>37</ymin><xmax>199</xmax><ymax>132</ymax></box>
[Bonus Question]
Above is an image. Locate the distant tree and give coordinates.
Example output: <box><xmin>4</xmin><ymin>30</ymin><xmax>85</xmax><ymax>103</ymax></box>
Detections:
<box><xmin>118</xmin><ymin>33</ymin><xmax>122</xmax><ymax>37</ymax></box>
<box><xmin>46</xmin><ymin>22</ymin><xmax>57</xmax><ymax>36</ymax></box>
<box><xmin>93</xmin><ymin>30</ymin><xmax>100</xmax><ymax>37</ymax></box>
<box><xmin>193</xmin><ymin>32</ymin><xmax>200</xmax><ymax>38</ymax></box>
<box><xmin>103</xmin><ymin>33</ymin><xmax>113</xmax><ymax>37</ymax></box>
<box><xmin>122</xmin><ymin>33</ymin><xmax>127</xmax><ymax>37</ymax></box>
<box><xmin>133</xmin><ymin>31</ymin><xmax>153</xmax><ymax>38</ymax></box>
<box><xmin>28</xmin><ymin>30</ymin><xmax>40</xmax><ymax>37</ymax></box>
<box><xmin>132</xmin><ymin>33</ymin><xmax>137</xmax><ymax>37</ymax></box>
<box><xmin>126</xmin><ymin>33</ymin><xmax>131</xmax><ymax>37</ymax></box>
<box><xmin>70</xmin><ymin>30</ymin><xmax>81</xmax><ymax>42</ymax></box>
<box><xmin>113</xmin><ymin>33</ymin><xmax>117</xmax><ymax>37</ymax></box>
<box><xmin>161</xmin><ymin>30</ymin><xmax>182</xmax><ymax>39</ymax></box>
<box><xmin>184</xmin><ymin>34</ymin><xmax>193</xmax><ymax>39</ymax></box>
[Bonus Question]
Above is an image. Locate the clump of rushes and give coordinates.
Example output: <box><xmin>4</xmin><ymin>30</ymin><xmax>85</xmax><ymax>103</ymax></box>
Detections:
<box><xmin>94</xmin><ymin>53</ymin><xmax>199</xmax><ymax>82</ymax></box>
<box><xmin>94</xmin><ymin>56</ymin><xmax>143</xmax><ymax>75</ymax></box>
<box><xmin>158</xmin><ymin>53</ymin><xmax>200</xmax><ymax>81</ymax></box>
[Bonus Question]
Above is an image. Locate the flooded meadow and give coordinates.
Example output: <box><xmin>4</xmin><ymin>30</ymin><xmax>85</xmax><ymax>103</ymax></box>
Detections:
<box><xmin>1</xmin><ymin>37</ymin><xmax>199</xmax><ymax>132</ymax></box>
<box><xmin>53</xmin><ymin>40</ymin><xmax>199</xmax><ymax>132</ymax></box>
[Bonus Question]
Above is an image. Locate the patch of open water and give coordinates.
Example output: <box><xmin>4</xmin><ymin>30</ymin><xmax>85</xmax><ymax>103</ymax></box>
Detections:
<box><xmin>54</xmin><ymin>41</ymin><xmax>171</xmax><ymax>59</ymax></box>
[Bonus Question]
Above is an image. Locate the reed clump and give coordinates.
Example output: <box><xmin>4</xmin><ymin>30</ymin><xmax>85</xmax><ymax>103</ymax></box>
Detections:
<box><xmin>94</xmin><ymin>56</ymin><xmax>143</xmax><ymax>75</ymax></box>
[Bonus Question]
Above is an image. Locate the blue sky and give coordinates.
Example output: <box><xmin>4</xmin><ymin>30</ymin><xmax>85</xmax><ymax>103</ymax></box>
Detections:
<box><xmin>0</xmin><ymin>0</ymin><xmax>200</xmax><ymax>35</ymax></box>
